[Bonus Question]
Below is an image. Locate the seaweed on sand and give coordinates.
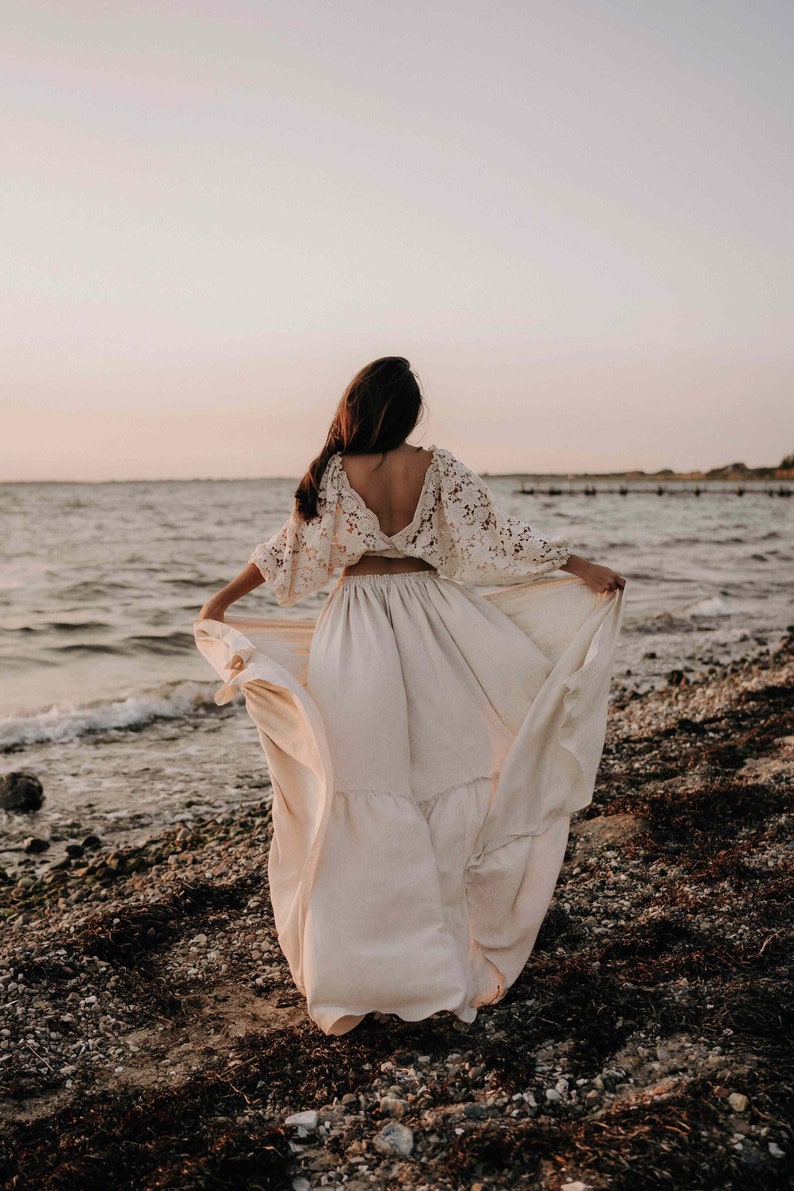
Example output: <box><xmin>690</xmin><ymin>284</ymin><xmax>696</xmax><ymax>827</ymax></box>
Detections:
<box><xmin>0</xmin><ymin>1078</ymin><xmax>290</xmax><ymax>1191</ymax></box>
<box><xmin>2</xmin><ymin>641</ymin><xmax>791</xmax><ymax>1190</ymax></box>
<box><xmin>66</xmin><ymin>875</ymin><xmax>263</xmax><ymax>970</ymax></box>
<box><xmin>444</xmin><ymin>1075</ymin><xmax>792</xmax><ymax>1190</ymax></box>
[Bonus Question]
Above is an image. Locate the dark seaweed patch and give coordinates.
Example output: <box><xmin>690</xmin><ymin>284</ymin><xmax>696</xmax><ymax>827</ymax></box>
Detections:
<box><xmin>0</xmin><ymin>1080</ymin><xmax>290</xmax><ymax>1191</ymax></box>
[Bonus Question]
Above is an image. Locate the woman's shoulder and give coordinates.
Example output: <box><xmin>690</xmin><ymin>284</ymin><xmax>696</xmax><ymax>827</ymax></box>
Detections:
<box><xmin>429</xmin><ymin>447</ymin><xmax>479</xmax><ymax>482</ymax></box>
<box><xmin>428</xmin><ymin>446</ymin><xmax>470</xmax><ymax>465</ymax></box>
<box><xmin>319</xmin><ymin>451</ymin><xmax>344</xmax><ymax>488</ymax></box>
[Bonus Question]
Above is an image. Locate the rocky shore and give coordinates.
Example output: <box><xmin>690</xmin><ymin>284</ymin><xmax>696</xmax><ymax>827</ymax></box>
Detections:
<box><xmin>1</xmin><ymin>635</ymin><xmax>792</xmax><ymax>1190</ymax></box>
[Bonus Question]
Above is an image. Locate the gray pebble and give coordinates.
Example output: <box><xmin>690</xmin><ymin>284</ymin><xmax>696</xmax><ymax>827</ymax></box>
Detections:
<box><xmin>285</xmin><ymin>1110</ymin><xmax>319</xmax><ymax>1131</ymax></box>
<box><xmin>373</xmin><ymin>1121</ymin><xmax>414</xmax><ymax>1157</ymax></box>
<box><xmin>463</xmin><ymin>1104</ymin><xmax>486</xmax><ymax>1119</ymax></box>
<box><xmin>379</xmin><ymin>1095</ymin><xmax>408</xmax><ymax>1118</ymax></box>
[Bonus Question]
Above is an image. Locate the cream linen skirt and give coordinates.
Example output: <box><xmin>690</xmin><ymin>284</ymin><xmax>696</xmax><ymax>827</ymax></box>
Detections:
<box><xmin>194</xmin><ymin>572</ymin><xmax>624</xmax><ymax>1036</ymax></box>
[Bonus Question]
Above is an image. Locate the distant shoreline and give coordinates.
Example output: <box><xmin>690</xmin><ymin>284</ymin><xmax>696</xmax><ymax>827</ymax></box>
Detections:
<box><xmin>3</xmin><ymin>461</ymin><xmax>792</xmax><ymax>486</ymax></box>
<box><xmin>489</xmin><ymin>466</ymin><xmax>794</xmax><ymax>483</ymax></box>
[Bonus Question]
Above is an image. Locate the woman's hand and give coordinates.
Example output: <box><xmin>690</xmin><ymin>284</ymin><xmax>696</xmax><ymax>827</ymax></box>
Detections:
<box><xmin>198</xmin><ymin>595</ymin><xmax>229</xmax><ymax>622</ymax></box>
<box><xmin>562</xmin><ymin>554</ymin><xmax>626</xmax><ymax>593</ymax></box>
<box><xmin>198</xmin><ymin>563</ymin><xmax>267</xmax><ymax>622</ymax></box>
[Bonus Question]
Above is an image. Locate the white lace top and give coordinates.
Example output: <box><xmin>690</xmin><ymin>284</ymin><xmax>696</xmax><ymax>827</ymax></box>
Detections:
<box><xmin>249</xmin><ymin>446</ymin><xmax>574</xmax><ymax>607</ymax></box>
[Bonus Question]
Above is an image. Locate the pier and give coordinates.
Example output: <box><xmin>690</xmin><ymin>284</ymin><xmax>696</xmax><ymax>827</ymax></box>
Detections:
<box><xmin>514</xmin><ymin>481</ymin><xmax>792</xmax><ymax>498</ymax></box>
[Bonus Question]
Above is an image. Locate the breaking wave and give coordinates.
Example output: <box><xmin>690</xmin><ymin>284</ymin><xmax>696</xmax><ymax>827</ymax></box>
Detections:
<box><xmin>0</xmin><ymin>681</ymin><xmax>221</xmax><ymax>750</ymax></box>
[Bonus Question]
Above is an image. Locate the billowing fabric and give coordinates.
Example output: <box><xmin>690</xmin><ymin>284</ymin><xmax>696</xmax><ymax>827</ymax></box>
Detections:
<box><xmin>194</xmin><ymin>572</ymin><xmax>624</xmax><ymax>1035</ymax></box>
<box><xmin>249</xmin><ymin>446</ymin><xmax>574</xmax><ymax>606</ymax></box>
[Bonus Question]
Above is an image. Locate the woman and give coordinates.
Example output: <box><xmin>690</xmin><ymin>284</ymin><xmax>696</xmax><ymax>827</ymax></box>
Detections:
<box><xmin>196</xmin><ymin>356</ymin><xmax>625</xmax><ymax>1036</ymax></box>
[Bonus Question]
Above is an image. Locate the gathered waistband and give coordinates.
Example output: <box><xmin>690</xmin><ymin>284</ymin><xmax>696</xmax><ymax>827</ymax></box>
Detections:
<box><xmin>336</xmin><ymin>569</ymin><xmax>441</xmax><ymax>590</ymax></box>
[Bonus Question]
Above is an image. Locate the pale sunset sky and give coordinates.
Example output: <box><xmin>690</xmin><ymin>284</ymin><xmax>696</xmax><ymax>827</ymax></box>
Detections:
<box><xmin>3</xmin><ymin>0</ymin><xmax>792</xmax><ymax>481</ymax></box>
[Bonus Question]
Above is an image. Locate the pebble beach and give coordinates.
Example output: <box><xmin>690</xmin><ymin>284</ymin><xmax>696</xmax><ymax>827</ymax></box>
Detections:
<box><xmin>1</xmin><ymin>630</ymin><xmax>791</xmax><ymax>1190</ymax></box>
<box><xmin>5</xmin><ymin>1</ymin><xmax>794</xmax><ymax>1184</ymax></box>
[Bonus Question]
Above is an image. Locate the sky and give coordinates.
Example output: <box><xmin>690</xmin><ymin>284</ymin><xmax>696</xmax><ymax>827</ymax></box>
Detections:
<box><xmin>2</xmin><ymin>0</ymin><xmax>792</xmax><ymax>481</ymax></box>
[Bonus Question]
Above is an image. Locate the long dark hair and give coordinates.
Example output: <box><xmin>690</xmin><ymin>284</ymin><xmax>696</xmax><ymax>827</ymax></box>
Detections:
<box><xmin>295</xmin><ymin>356</ymin><xmax>424</xmax><ymax>520</ymax></box>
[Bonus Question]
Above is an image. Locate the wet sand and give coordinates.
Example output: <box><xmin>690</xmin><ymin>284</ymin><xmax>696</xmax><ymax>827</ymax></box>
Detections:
<box><xmin>1</xmin><ymin>635</ymin><xmax>791</xmax><ymax>1189</ymax></box>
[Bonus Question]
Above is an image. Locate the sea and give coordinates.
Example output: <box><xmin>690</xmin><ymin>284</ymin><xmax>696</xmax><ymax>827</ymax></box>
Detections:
<box><xmin>1</xmin><ymin>474</ymin><xmax>792</xmax><ymax>867</ymax></box>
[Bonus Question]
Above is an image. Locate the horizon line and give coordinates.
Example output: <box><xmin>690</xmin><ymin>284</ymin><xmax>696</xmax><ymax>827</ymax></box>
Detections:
<box><xmin>2</xmin><ymin>466</ymin><xmax>791</xmax><ymax>486</ymax></box>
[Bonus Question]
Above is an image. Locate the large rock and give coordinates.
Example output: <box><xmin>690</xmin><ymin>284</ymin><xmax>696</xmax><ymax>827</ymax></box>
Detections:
<box><xmin>0</xmin><ymin>771</ymin><xmax>44</xmax><ymax>813</ymax></box>
<box><xmin>571</xmin><ymin>813</ymin><xmax>648</xmax><ymax>848</ymax></box>
<box><xmin>23</xmin><ymin>836</ymin><xmax>50</xmax><ymax>854</ymax></box>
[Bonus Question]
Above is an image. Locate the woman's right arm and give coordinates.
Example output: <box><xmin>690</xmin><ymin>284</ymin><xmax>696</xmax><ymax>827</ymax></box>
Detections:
<box><xmin>199</xmin><ymin>563</ymin><xmax>265</xmax><ymax>622</ymax></box>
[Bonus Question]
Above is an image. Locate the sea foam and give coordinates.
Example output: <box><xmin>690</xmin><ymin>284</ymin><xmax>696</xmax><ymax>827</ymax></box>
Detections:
<box><xmin>688</xmin><ymin>596</ymin><xmax>732</xmax><ymax>619</ymax></box>
<box><xmin>0</xmin><ymin>681</ymin><xmax>220</xmax><ymax>750</ymax></box>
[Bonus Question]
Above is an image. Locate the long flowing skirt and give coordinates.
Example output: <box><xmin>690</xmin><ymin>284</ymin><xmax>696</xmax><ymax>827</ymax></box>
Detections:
<box><xmin>194</xmin><ymin>572</ymin><xmax>624</xmax><ymax>1035</ymax></box>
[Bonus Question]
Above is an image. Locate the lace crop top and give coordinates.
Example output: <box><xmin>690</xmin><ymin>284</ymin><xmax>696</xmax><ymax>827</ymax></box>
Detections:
<box><xmin>249</xmin><ymin>446</ymin><xmax>574</xmax><ymax>607</ymax></box>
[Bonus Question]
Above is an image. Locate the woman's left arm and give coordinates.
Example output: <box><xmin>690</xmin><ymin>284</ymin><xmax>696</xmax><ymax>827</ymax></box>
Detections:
<box><xmin>562</xmin><ymin>554</ymin><xmax>625</xmax><ymax>593</ymax></box>
<box><xmin>199</xmin><ymin>563</ymin><xmax>265</xmax><ymax>622</ymax></box>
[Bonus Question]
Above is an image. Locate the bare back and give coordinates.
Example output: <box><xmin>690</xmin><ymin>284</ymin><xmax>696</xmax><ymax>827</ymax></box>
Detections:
<box><xmin>339</xmin><ymin>444</ymin><xmax>436</xmax><ymax>576</ymax></box>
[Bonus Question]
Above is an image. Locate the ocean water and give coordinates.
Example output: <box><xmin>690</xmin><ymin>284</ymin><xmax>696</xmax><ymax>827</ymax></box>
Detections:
<box><xmin>1</xmin><ymin>475</ymin><xmax>791</xmax><ymax>863</ymax></box>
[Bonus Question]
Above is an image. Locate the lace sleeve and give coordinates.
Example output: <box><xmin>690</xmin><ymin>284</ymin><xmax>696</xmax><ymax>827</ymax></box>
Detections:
<box><xmin>248</xmin><ymin>456</ymin><xmax>367</xmax><ymax>606</ymax></box>
<box><xmin>436</xmin><ymin>452</ymin><xmax>574</xmax><ymax>584</ymax></box>
<box><xmin>248</xmin><ymin>508</ymin><xmax>332</xmax><ymax>607</ymax></box>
